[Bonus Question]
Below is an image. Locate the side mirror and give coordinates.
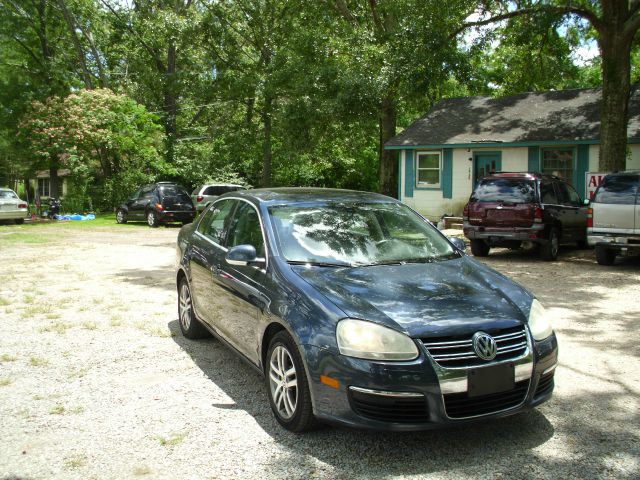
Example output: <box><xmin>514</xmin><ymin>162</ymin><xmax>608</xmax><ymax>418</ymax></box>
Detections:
<box><xmin>226</xmin><ymin>244</ymin><xmax>265</xmax><ymax>267</ymax></box>
<box><xmin>448</xmin><ymin>237</ymin><xmax>466</xmax><ymax>252</ymax></box>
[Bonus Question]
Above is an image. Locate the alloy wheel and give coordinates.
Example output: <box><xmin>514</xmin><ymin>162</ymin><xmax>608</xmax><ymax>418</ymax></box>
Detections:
<box><xmin>179</xmin><ymin>283</ymin><xmax>192</xmax><ymax>331</ymax></box>
<box><xmin>269</xmin><ymin>345</ymin><xmax>298</xmax><ymax>419</ymax></box>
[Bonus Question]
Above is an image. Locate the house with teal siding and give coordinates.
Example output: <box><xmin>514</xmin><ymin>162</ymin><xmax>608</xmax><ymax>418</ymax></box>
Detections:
<box><xmin>385</xmin><ymin>87</ymin><xmax>640</xmax><ymax>220</ymax></box>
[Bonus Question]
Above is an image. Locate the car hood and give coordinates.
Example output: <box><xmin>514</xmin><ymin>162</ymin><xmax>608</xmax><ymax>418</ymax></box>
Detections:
<box><xmin>291</xmin><ymin>257</ymin><xmax>533</xmax><ymax>338</ymax></box>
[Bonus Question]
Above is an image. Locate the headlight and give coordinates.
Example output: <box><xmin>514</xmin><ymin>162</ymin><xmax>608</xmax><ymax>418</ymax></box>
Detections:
<box><xmin>336</xmin><ymin>319</ymin><xmax>418</xmax><ymax>361</ymax></box>
<box><xmin>528</xmin><ymin>299</ymin><xmax>553</xmax><ymax>341</ymax></box>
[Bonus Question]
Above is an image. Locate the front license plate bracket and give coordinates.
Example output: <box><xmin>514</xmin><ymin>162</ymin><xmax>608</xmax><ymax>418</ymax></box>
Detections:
<box><xmin>468</xmin><ymin>362</ymin><xmax>515</xmax><ymax>397</ymax></box>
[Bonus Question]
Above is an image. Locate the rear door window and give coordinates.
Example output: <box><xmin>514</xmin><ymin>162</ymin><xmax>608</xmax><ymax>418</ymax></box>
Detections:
<box><xmin>593</xmin><ymin>175</ymin><xmax>639</xmax><ymax>205</ymax></box>
<box><xmin>540</xmin><ymin>181</ymin><xmax>557</xmax><ymax>204</ymax></box>
<box><xmin>470</xmin><ymin>178</ymin><xmax>536</xmax><ymax>204</ymax></box>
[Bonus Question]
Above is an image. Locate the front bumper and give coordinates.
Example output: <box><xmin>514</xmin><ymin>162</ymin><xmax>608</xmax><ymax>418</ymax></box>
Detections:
<box><xmin>303</xmin><ymin>332</ymin><xmax>558</xmax><ymax>431</ymax></box>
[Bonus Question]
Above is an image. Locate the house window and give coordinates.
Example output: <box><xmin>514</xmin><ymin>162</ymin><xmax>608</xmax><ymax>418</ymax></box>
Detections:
<box><xmin>37</xmin><ymin>178</ymin><xmax>50</xmax><ymax>197</ymax></box>
<box><xmin>542</xmin><ymin>148</ymin><xmax>574</xmax><ymax>184</ymax></box>
<box><xmin>416</xmin><ymin>151</ymin><xmax>441</xmax><ymax>188</ymax></box>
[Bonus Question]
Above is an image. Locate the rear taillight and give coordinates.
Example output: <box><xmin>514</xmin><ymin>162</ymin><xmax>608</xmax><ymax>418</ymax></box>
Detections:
<box><xmin>462</xmin><ymin>204</ymin><xmax>469</xmax><ymax>221</ymax></box>
<box><xmin>155</xmin><ymin>203</ymin><xmax>164</xmax><ymax>211</ymax></box>
<box><xmin>18</xmin><ymin>203</ymin><xmax>27</xmax><ymax>209</ymax></box>
<box><xmin>534</xmin><ymin>206</ymin><xmax>543</xmax><ymax>223</ymax></box>
<box><xmin>587</xmin><ymin>207</ymin><xmax>593</xmax><ymax>228</ymax></box>
<box><xmin>196</xmin><ymin>195</ymin><xmax>204</xmax><ymax>202</ymax></box>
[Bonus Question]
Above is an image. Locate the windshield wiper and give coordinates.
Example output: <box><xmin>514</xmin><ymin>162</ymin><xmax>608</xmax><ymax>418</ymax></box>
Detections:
<box><xmin>286</xmin><ymin>260</ymin><xmax>354</xmax><ymax>268</ymax></box>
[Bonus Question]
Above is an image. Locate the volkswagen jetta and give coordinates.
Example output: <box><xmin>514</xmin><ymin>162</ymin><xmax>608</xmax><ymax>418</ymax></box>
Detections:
<box><xmin>175</xmin><ymin>188</ymin><xmax>558</xmax><ymax>432</ymax></box>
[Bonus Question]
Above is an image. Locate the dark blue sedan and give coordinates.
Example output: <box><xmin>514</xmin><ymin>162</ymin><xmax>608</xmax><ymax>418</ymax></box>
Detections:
<box><xmin>175</xmin><ymin>188</ymin><xmax>558</xmax><ymax>432</ymax></box>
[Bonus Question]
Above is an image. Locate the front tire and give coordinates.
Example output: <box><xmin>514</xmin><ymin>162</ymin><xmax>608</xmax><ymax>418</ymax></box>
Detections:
<box><xmin>470</xmin><ymin>239</ymin><xmax>490</xmax><ymax>257</ymax></box>
<box><xmin>595</xmin><ymin>246</ymin><xmax>616</xmax><ymax>266</ymax></box>
<box><xmin>116</xmin><ymin>209</ymin><xmax>127</xmax><ymax>224</ymax></box>
<box><xmin>178</xmin><ymin>278</ymin><xmax>208</xmax><ymax>339</ymax></box>
<box><xmin>541</xmin><ymin>228</ymin><xmax>559</xmax><ymax>261</ymax></box>
<box><xmin>147</xmin><ymin>210</ymin><xmax>159</xmax><ymax>228</ymax></box>
<box><xmin>266</xmin><ymin>331</ymin><xmax>318</xmax><ymax>432</ymax></box>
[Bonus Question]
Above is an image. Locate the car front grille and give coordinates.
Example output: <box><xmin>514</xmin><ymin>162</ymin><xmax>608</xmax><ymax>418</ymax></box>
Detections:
<box><xmin>349</xmin><ymin>389</ymin><xmax>429</xmax><ymax>424</ymax></box>
<box><xmin>422</xmin><ymin>325</ymin><xmax>528</xmax><ymax>368</ymax></box>
<box><xmin>534</xmin><ymin>371</ymin><xmax>555</xmax><ymax>398</ymax></box>
<box><xmin>443</xmin><ymin>379</ymin><xmax>529</xmax><ymax>418</ymax></box>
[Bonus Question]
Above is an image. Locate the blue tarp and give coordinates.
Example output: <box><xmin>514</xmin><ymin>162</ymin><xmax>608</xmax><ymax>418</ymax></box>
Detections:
<box><xmin>56</xmin><ymin>213</ymin><xmax>96</xmax><ymax>221</ymax></box>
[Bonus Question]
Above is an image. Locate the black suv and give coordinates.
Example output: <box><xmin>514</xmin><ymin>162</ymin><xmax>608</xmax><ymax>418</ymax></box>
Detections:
<box><xmin>463</xmin><ymin>172</ymin><xmax>588</xmax><ymax>260</ymax></box>
<box><xmin>116</xmin><ymin>182</ymin><xmax>195</xmax><ymax>227</ymax></box>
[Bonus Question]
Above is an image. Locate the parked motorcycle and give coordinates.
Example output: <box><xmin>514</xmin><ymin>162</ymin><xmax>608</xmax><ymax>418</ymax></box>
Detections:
<box><xmin>48</xmin><ymin>197</ymin><xmax>61</xmax><ymax>219</ymax></box>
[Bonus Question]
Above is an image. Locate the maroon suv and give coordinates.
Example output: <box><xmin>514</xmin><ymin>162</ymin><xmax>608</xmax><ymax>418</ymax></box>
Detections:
<box><xmin>463</xmin><ymin>172</ymin><xmax>588</xmax><ymax>261</ymax></box>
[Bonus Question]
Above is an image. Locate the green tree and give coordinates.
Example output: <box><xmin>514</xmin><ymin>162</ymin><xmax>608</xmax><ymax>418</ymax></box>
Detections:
<box><xmin>20</xmin><ymin>89</ymin><xmax>167</xmax><ymax>209</ymax></box>
<box><xmin>459</xmin><ymin>1</ymin><xmax>640</xmax><ymax>172</ymax></box>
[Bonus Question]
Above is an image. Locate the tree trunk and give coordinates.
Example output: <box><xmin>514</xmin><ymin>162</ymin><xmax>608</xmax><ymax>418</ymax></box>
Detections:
<box><xmin>261</xmin><ymin>96</ymin><xmax>273</xmax><ymax>187</ymax></box>
<box><xmin>164</xmin><ymin>44</ymin><xmax>177</xmax><ymax>164</ymax></box>
<box><xmin>56</xmin><ymin>0</ymin><xmax>93</xmax><ymax>89</ymax></box>
<box><xmin>598</xmin><ymin>3</ymin><xmax>633</xmax><ymax>173</ymax></box>
<box><xmin>378</xmin><ymin>97</ymin><xmax>398</xmax><ymax>197</ymax></box>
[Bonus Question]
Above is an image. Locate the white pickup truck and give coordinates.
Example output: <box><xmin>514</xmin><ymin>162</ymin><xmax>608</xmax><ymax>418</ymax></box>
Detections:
<box><xmin>587</xmin><ymin>172</ymin><xmax>640</xmax><ymax>265</ymax></box>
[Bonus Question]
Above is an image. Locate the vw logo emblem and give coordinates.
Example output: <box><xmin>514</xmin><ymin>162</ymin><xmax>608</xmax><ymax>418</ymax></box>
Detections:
<box><xmin>472</xmin><ymin>332</ymin><xmax>498</xmax><ymax>361</ymax></box>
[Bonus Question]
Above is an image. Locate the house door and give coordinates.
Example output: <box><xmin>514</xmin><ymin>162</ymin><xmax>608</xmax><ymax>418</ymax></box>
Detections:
<box><xmin>474</xmin><ymin>152</ymin><xmax>502</xmax><ymax>185</ymax></box>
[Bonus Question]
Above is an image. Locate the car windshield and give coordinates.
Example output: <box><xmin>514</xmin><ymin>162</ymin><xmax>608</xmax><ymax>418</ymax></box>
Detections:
<box><xmin>268</xmin><ymin>202</ymin><xmax>458</xmax><ymax>267</ymax></box>
<box><xmin>470</xmin><ymin>178</ymin><xmax>536</xmax><ymax>204</ymax></box>
<box><xmin>0</xmin><ymin>190</ymin><xmax>18</xmax><ymax>199</ymax></box>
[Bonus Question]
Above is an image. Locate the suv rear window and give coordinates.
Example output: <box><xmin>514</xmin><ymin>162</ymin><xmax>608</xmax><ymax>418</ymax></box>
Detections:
<box><xmin>159</xmin><ymin>185</ymin><xmax>191</xmax><ymax>202</ymax></box>
<box><xmin>593</xmin><ymin>175</ymin><xmax>639</xmax><ymax>205</ymax></box>
<box><xmin>470</xmin><ymin>178</ymin><xmax>536</xmax><ymax>204</ymax></box>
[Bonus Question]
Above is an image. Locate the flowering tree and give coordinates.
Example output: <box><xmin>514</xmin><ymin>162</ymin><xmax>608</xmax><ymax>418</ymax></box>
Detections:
<box><xmin>21</xmin><ymin>89</ymin><xmax>168</xmax><ymax>209</ymax></box>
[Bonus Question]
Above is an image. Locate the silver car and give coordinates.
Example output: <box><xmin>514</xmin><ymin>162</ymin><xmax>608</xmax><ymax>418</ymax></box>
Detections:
<box><xmin>191</xmin><ymin>184</ymin><xmax>246</xmax><ymax>212</ymax></box>
<box><xmin>587</xmin><ymin>171</ymin><xmax>640</xmax><ymax>265</ymax></box>
<box><xmin>0</xmin><ymin>188</ymin><xmax>28</xmax><ymax>224</ymax></box>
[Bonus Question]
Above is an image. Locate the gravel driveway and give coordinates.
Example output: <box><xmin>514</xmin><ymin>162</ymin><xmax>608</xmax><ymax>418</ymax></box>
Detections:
<box><xmin>0</xmin><ymin>223</ymin><xmax>638</xmax><ymax>479</ymax></box>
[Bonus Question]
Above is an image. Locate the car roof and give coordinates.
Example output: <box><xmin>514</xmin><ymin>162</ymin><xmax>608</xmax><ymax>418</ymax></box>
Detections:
<box><xmin>604</xmin><ymin>171</ymin><xmax>640</xmax><ymax>177</ymax></box>
<box><xmin>222</xmin><ymin>187</ymin><xmax>396</xmax><ymax>206</ymax></box>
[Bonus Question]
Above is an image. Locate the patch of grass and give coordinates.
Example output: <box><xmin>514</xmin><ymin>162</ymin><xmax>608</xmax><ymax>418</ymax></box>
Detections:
<box><xmin>109</xmin><ymin>315</ymin><xmax>123</xmax><ymax>327</ymax></box>
<box><xmin>21</xmin><ymin>303</ymin><xmax>54</xmax><ymax>319</ymax></box>
<box><xmin>64</xmin><ymin>454</ymin><xmax>87</xmax><ymax>469</ymax></box>
<box><xmin>49</xmin><ymin>404</ymin><xmax>66</xmax><ymax>415</ymax></box>
<box><xmin>39</xmin><ymin>321</ymin><xmax>71</xmax><ymax>334</ymax></box>
<box><xmin>45</xmin><ymin>312</ymin><xmax>62</xmax><ymax>320</ymax></box>
<box><xmin>67</xmin><ymin>367</ymin><xmax>88</xmax><ymax>379</ymax></box>
<box><xmin>29</xmin><ymin>356</ymin><xmax>49</xmax><ymax>367</ymax></box>
<box><xmin>0</xmin><ymin>297</ymin><xmax>10</xmax><ymax>306</ymax></box>
<box><xmin>49</xmin><ymin>404</ymin><xmax>83</xmax><ymax>415</ymax></box>
<box><xmin>23</xmin><ymin>294</ymin><xmax>35</xmax><ymax>303</ymax></box>
<box><xmin>0</xmin><ymin>232</ymin><xmax>52</xmax><ymax>245</ymax></box>
<box><xmin>1</xmin><ymin>353</ymin><xmax>17</xmax><ymax>362</ymax></box>
<box><xmin>158</xmin><ymin>432</ymin><xmax>187</xmax><ymax>446</ymax></box>
<box><xmin>32</xmin><ymin>394</ymin><xmax>45</xmax><ymax>400</ymax></box>
<box><xmin>0</xmin><ymin>378</ymin><xmax>12</xmax><ymax>386</ymax></box>
<box><xmin>81</xmin><ymin>321</ymin><xmax>97</xmax><ymax>330</ymax></box>
<box><xmin>133</xmin><ymin>465</ymin><xmax>152</xmax><ymax>476</ymax></box>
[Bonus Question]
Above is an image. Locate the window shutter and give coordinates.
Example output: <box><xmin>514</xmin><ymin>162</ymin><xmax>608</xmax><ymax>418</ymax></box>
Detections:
<box><xmin>442</xmin><ymin>148</ymin><xmax>453</xmax><ymax>199</ymax></box>
<box><xmin>404</xmin><ymin>150</ymin><xmax>414</xmax><ymax>198</ymax></box>
<box><xmin>528</xmin><ymin>146</ymin><xmax>540</xmax><ymax>172</ymax></box>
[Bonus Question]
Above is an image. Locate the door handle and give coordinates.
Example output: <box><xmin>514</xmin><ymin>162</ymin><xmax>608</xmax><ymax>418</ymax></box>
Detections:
<box><xmin>211</xmin><ymin>265</ymin><xmax>221</xmax><ymax>275</ymax></box>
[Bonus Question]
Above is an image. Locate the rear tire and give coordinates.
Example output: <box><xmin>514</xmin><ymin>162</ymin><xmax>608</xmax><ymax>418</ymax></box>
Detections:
<box><xmin>541</xmin><ymin>228</ymin><xmax>559</xmax><ymax>261</ymax></box>
<box><xmin>595</xmin><ymin>246</ymin><xmax>616</xmax><ymax>266</ymax></box>
<box><xmin>178</xmin><ymin>278</ymin><xmax>209</xmax><ymax>339</ymax></box>
<box><xmin>470</xmin><ymin>239</ymin><xmax>490</xmax><ymax>257</ymax></box>
<box><xmin>147</xmin><ymin>211</ymin><xmax>159</xmax><ymax>228</ymax></box>
<box><xmin>266</xmin><ymin>331</ymin><xmax>318</xmax><ymax>433</ymax></box>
